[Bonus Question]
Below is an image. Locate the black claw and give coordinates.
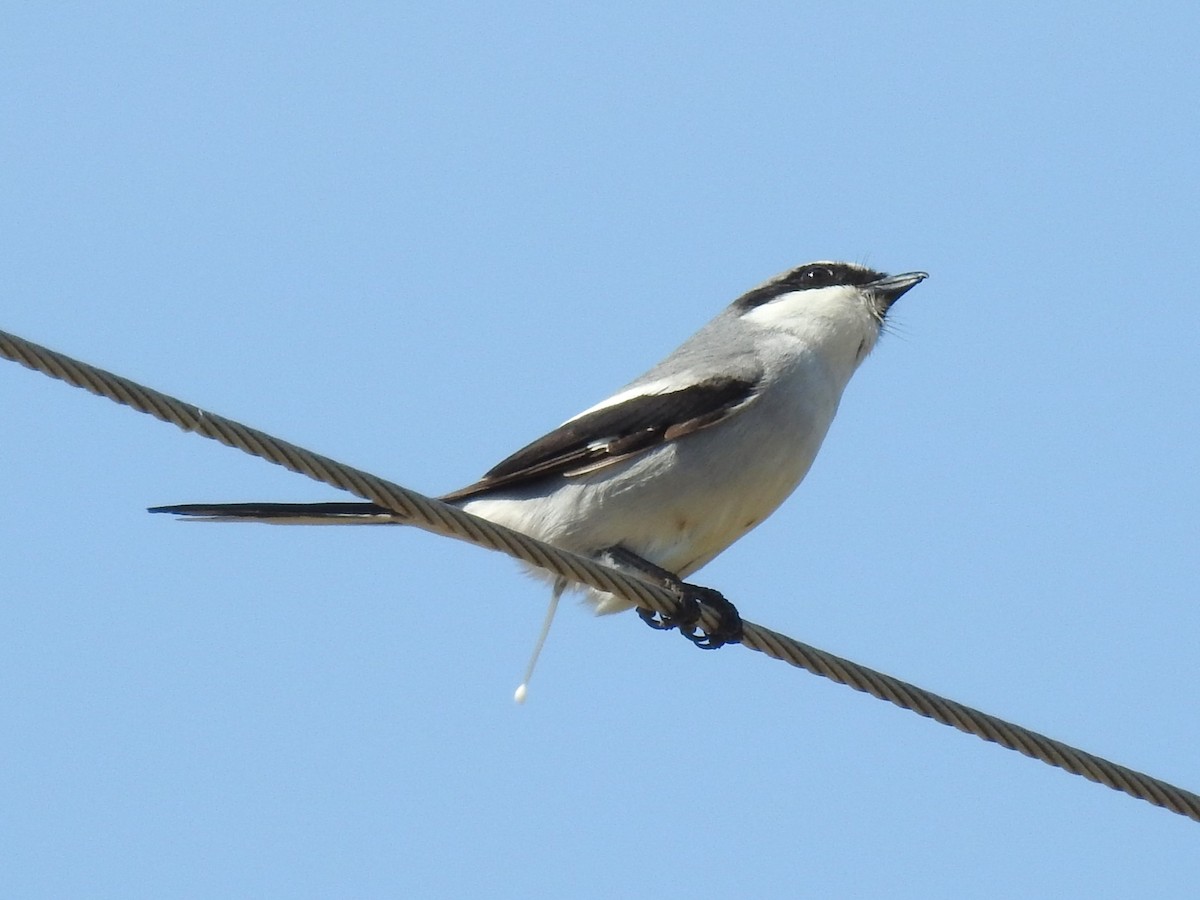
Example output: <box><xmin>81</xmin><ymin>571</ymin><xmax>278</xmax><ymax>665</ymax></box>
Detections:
<box><xmin>636</xmin><ymin>606</ymin><xmax>673</xmax><ymax>630</ymax></box>
<box><xmin>635</xmin><ymin>582</ymin><xmax>742</xmax><ymax>649</ymax></box>
<box><xmin>601</xmin><ymin>545</ymin><xmax>741</xmax><ymax>649</ymax></box>
<box><xmin>636</xmin><ymin>592</ymin><xmax>701</xmax><ymax>633</ymax></box>
<box><xmin>678</xmin><ymin>584</ymin><xmax>743</xmax><ymax>649</ymax></box>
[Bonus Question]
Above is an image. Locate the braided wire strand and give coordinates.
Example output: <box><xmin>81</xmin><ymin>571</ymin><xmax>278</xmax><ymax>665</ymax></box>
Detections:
<box><xmin>3</xmin><ymin>326</ymin><xmax>1198</xmax><ymax>823</ymax></box>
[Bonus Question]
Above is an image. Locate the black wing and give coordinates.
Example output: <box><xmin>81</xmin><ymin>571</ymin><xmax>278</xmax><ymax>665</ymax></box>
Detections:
<box><xmin>440</xmin><ymin>375</ymin><xmax>759</xmax><ymax>502</ymax></box>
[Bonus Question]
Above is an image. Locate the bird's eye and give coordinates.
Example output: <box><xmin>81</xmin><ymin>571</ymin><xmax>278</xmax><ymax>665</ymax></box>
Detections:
<box><xmin>800</xmin><ymin>265</ymin><xmax>837</xmax><ymax>287</ymax></box>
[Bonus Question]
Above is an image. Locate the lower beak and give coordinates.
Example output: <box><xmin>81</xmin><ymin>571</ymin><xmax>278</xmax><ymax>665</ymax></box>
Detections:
<box><xmin>871</xmin><ymin>271</ymin><xmax>928</xmax><ymax>309</ymax></box>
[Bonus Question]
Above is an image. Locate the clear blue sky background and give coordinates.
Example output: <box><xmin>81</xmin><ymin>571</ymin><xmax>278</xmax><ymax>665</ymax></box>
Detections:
<box><xmin>3</xmin><ymin>4</ymin><xmax>1199</xmax><ymax>897</ymax></box>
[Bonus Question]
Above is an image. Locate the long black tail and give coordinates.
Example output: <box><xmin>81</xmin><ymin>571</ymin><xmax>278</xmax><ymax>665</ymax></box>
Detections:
<box><xmin>147</xmin><ymin>501</ymin><xmax>397</xmax><ymax>523</ymax></box>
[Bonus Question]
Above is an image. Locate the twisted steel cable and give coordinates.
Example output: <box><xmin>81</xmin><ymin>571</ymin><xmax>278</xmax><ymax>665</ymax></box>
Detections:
<box><xmin>3</xmin><ymin>326</ymin><xmax>1198</xmax><ymax>823</ymax></box>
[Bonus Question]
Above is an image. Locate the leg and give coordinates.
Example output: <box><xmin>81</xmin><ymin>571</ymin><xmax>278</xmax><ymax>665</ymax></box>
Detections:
<box><xmin>600</xmin><ymin>546</ymin><xmax>743</xmax><ymax>649</ymax></box>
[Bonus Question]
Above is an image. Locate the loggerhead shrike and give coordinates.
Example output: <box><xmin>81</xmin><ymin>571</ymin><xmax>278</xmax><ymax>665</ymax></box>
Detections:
<box><xmin>151</xmin><ymin>261</ymin><xmax>926</xmax><ymax>695</ymax></box>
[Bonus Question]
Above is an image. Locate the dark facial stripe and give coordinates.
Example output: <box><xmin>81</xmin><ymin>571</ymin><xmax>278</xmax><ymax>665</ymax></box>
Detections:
<box><xmin>733</xmin><ymin>262</ymin><xmax>885</xmax><ymax>311</ymax></box>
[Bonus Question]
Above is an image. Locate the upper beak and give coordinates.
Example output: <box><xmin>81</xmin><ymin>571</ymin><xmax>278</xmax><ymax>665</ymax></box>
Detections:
<box><xmin>870</xmin><ymin>271</ymin><xmax>928</xmax><ymax>310</ymax></box>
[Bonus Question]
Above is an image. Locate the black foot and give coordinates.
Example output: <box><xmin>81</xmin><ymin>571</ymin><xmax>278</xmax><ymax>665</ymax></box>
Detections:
<box><xmin>635</xmin><ymin>582</ymin><xmax>741</xmax><ymax>648</ymax></box>
<box><xmin>602</xmin><ymin>546</ymin><xmax>742</xmax><ymax>649</ymax></box>
<box><xmin>636</xmin><ymin>597</ymin><xmax>700</xmax><ymax>633</ymax></box>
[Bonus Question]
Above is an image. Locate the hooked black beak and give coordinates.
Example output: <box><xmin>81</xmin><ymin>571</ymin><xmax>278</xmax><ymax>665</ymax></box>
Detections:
<box><xmin>870</xmin><ymin>271</ymin><xmax>928</xmax><ymax>312</ymax></box>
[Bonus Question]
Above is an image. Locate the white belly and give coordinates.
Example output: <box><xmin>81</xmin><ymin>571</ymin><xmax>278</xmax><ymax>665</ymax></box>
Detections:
<box><xmin>460</xmin><ymin>362</ymin><xmax>842</xmax><ymax>613</ymax></box>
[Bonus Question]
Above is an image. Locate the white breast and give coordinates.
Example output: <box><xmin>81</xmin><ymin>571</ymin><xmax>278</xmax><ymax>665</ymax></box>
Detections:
<box><xmin>460</xmin><ymin>347</ymin><xmax>849</xmax><ymax>613</ymax></box>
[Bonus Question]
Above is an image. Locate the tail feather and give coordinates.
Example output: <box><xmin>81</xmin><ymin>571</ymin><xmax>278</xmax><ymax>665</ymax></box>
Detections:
<box><xmin>147</xmin><ymin>501</ymin><xmax>399</xmax><ymax>524</ymax></box>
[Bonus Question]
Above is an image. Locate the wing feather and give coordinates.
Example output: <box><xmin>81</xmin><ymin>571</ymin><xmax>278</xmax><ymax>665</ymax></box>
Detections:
<box><xmin>440</xmin><ymin>375</ymin><xmax>759</xmax><ymax>502</ymax></box>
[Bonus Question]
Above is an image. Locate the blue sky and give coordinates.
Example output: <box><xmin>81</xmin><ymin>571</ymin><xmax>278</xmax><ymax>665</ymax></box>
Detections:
<box><xmin>3</xmin><ymin>4</ymin><xmax>1199</xmax><ymax>897</ymax></box>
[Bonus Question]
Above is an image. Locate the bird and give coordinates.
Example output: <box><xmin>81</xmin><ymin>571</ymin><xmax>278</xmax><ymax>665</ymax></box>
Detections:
<box><xmin>151</xmin><ymin>260</ymin><xmax>926</xmax><ymax>699</ymax></box>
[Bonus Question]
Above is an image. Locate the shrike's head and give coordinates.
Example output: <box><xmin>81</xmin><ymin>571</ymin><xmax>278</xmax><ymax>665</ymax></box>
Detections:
<box><xmin>732</xmin><ymin>261</ymin><xmax>927</xmax><ymax>364</ymax></box>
